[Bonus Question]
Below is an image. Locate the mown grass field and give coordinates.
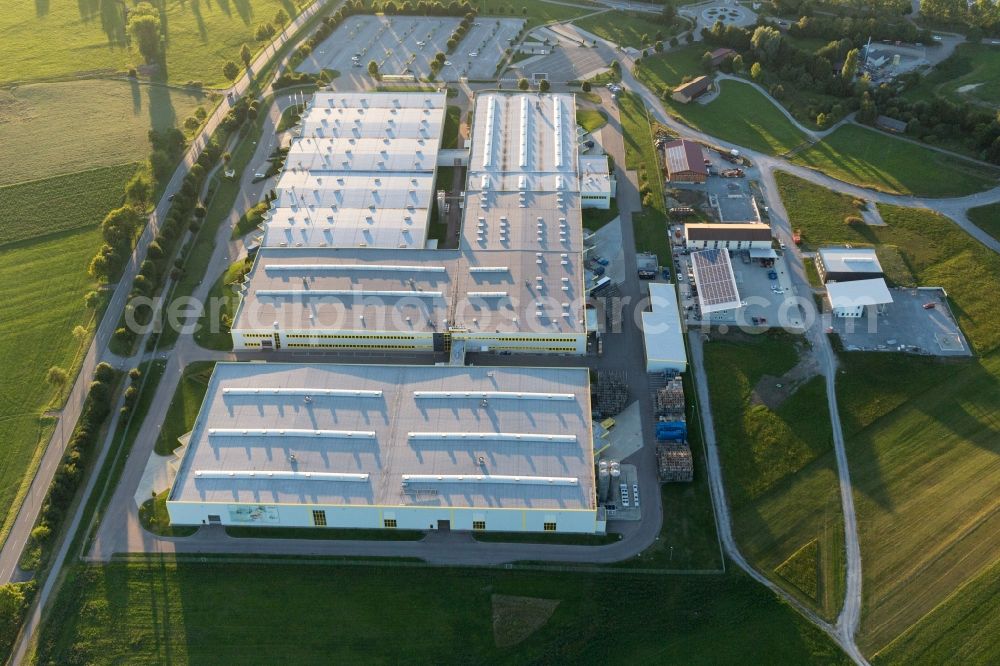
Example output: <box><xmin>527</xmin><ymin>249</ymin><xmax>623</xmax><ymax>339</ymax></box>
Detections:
<box><xmin>902</xmin><ymin>42</ymin><xmax>1000</xmax><ymax>107</ymax></box>
<box><xmin>791</xmin><ymin>124</ymin><xmax>999</xmax><ymax>197</ymax></box>
<box><xmin>37</xmin><ymin>561</ymin><xmax>849</xmax><ymax>664</ymax></box>
<box><xmin>576</xmin><ymin>108</ymin><xmax>607</xmax><ymax>133</ymax></box>
<box><xmin>0</xmin><ymin>80</ymin><xmax>207</xmax><ymax>187</ymax></box>
<box><xmin>154</xmin><ymin>362</ymin><xmax>216</xmax><ymax>456</ymax></box>
<box><xmin>778</xmin><ymin>173</ymin><xmax>1000</xmax><ymax>655</ymax></box>
<box><xmin>704</xmin><ymin>333</ymin><xmax>844</xmax><ymax>620</ymax></box>
<box><xmin>0</xmin><ymin>0</ymin><xmax>313</xmax><ymax>86</ymax></box>
<box><xmin>665</xmin><ymin>80</ymin><xmax>807</xmax><ymax>155</ymax></box>
<box><xmin>968</xmin><ymin>202</ymin><xmax>1000</xmax><ymax>241</ymax></box>
<box><xmin>572</xmin><ymin>11</ymin><xmax>683</xmax><ymax>49</ymax></box>
<box><xmin>0</xmin><ymin>227</ymin><xmax>103</xmax><ymax>535</ymax></box>
<box><xmin>633</xmin><ymin>45</ymin><xmax>708</xmax><ymax>90</ymax></box>
<box><xmin>617</xmin><ymin>91</ymin><xmax>670</xmax><ymax>261</ymax></box>
<box><xmin>0</xmin><ymin>163</ymin><xmax>139</xmax><ymax>247</ymax></box>
<box><xmin>467</xmin><ymin>0</ymin><xmax>597</xmax><ymax>28</ymax></box>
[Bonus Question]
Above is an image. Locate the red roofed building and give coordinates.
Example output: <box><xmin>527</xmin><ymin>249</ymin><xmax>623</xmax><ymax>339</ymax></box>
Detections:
<box><xmin>663</xmin><ymin>139</ymin><xmax>708</xmax><ymax>183</ymax></box>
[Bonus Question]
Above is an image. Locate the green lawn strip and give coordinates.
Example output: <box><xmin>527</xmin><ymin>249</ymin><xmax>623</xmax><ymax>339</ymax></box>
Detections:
<box><xmin>576</xmin><ymin>108</ymin><xmax>607</xmax><ymax>132</ymax></box>
<box><xmin>582</xmin><ymin>199</ymin><xmax>619</xmax><ymax>232</ymax></box>
<box><xmin>791</xmin><ymin>124</ymin><xmax>999</xmax><ymax>197</ymax></box>
<box><xmin>872</xmin><ymin>554</ymin><xmax>1000</xmax><ymax>665</ymax></box>
<box><xmin>0</xmin><ymin>0</ymin><xmax>318</xmax><ymax>87</ymax></box>
<box><xmin>968</xmin><ymin>202</ymin><xmax>1000</xmax><ymax>242</ymax></box>
<box><xmin>704</xmin><ymin>332</ymin><xmax>844</xmax><ymax>620</ymax></box>
<box><xmin>225</xmin><ymin>526</ymin><xmax>425</xmax><ymax>541</ymax></box>
<box><xmin>843</xmin><ymin>350</ymin><xmax>1000</xmax><ymax>654</ymax></box>
<box><xmin>154</xmin><ymin>362</ymin><xmax>216</xmax><ymax>456</ymax></box>
<box><xmin>902</xmin><ymin>42</ymin><xmax>1000</xmax><ymax>108</ymax></box>
<box><xmin>803</xmin><ymin>257</ymin><xmax>822</xmax><ymax>288</ymax></box>
<box><xmin>443</xmin><ymin>105</ymin><xmax>462</xmax><ymax>149</ymax></box>
<box><xmin>0</xmin><ymin>163</ymin><xmax>140</xmax><ymax>247</ymax></box>
<box><xmin>232</xmin><ymin>201</ymin><xmax>269</xmax><ymax>239</ymax></box>
<box><xmin>572</xmin><ymin>11</ymin><xmax>683</xmax><ymax>50</ymax></box>
<box><xmin>0</xmin><ymin>80</ymin><xmax>209</xmax><ymax>187</ymax></box>
<box><xmin>276</xmin><ymin>102</ymin><xmax>307</xmax><ymax>133</ymax></box>
<box><xmin>617</xmin><ymin>91</ymin><xmax>670</xmax><ymax>261</ymax></box>
<box><xmin>467</xmin><ymin>0</ymin><xmax>598</xmax><ymax>29</ymax></box>
<box><xmin>36</xmin><ymin>561</ymin><xmax>849</xmax><ymax>664</ymax></box>
<box><xmin>662</xmin><ymin>79</ymin><xmax>807</xmax><ymax>156</ymax></box>
<box><xmin>472</xmin><ymin>531</ymin><xmax>619</xmax><ymax>545</ymax></box>
<box><xmin>194</xmin><ymin>259</ymin><xmax>251</xmax><ymax>351</ymax></box>
<box><xmin>139</xmin><ymin>490</ymin><xmax>198</xmax><ymax>537</ymax></box>
<box><xmin>0</xmin><ymin>227</ymin><xmax>103</xmax><ymax>533</ymax></box>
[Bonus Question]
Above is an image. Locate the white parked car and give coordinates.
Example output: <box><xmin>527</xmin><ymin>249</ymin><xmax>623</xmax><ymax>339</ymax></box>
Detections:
<box><xmin>416</xmin><ymin>41</ymin><xmax>426</xmax><ymax>46</ymax></box>
<box><xmin>633</xmin><ymin>483</ymin><xmax>640</xmax><ymax>508</ymax></box>
<box><xmin>620</xmin><ymin>483</ymin><xmax>630</xmax><ymax>508</ymax></box>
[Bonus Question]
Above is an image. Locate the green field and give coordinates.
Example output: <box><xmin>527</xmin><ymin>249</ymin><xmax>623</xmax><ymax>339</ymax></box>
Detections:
<box><xmin>0</xmin><ymin>163</ymin><xmax>139</xmax><ymax>247</ymax></box>
<box><xmin>0</xmin><ymin>80</ymin><xmax>207</xmax><ymax>187</ymax></box>
<box><xmin>37</xmin><ymin>561</ymin><xmax>849</xmax><ymax>663</ymax></box>
<box><xmin>467</xmin><ymin>0</ymin><xmax>597</xmax><ymax>28</ymax></box>
<box><xmin>903</xmin><ymin>42</ymin><xmax>1000</xmax><ymax>107</ymax></box>
<box><xmin>633</xmin><ymin>45</ymin><xmax>707</xmax><ymax>91</ymax></box>
<box><xmin>968</xmin><ymin>202</ymin><xmax>1000</xmax><ymax>242</ymax></box>
<box><xmin>0</xmin><ymin>228</ymin><xmax>103</xmax><ymax>537</ymax></box>
<box><xmin>791</xmin><ymin>124</ymin><xmax>999</xmax><ymax>197</ymax></box>
<box><xmin>617</xmin><ymin>91</ymin><xmax>670</xmax><ymax>261</ymax></box>
<box><xmin>576</xmin><ymin>108</ymin><xmax>607</xmax><ymax>132</ymax></box>
<box><xmin>0</xmin><ymin>0</ymin><xmax>313</xmax><ymax>86</ymax></box>
<box><xmin>666</xmin><ymin>80</ymin><xmax>807</xmax><ymax>156</ymax></box>
<box><xmin>194</xmin><ymin>259</ymin><xmax>251</xmax><ymax>350</ymax></box>
<box><xmin>704</xmin><ymin>333</ymin><xmax>844</xmax><ymax>619</ymax></box>
<box><xmin>873</xmin><ymin>555</ymin><xmax>1000</xmax><ymax>664</ymax></box>
<box><xmin>154</xmin><ymin>362</ymin><xmax>216</xmax><ymax>456</ymax></box>
<box><xmin>443</xmin><ymin>105</ymin><xmax>462</xmax><ymax>149</ymax></box>
<box><xmin>572</xmin><ymin>11</ymin><xmax>683</xmax><ymax>49</ymax></box>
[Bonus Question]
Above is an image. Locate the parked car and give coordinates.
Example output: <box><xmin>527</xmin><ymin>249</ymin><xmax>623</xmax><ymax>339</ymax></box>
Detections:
<box><xmin>923</xmin><ymin>302</ymin><xmax>936</xmax><ymax>309</ymax></box>
<box><xmin>768</xmin><ymin>270</ymin><xmax>778</xmax><ymax>280</ymax></box>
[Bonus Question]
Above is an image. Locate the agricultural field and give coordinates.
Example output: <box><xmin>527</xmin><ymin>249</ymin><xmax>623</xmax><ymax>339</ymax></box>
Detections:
<box><xmin>571</xmin><ymin>11</ymin><xmax>684</xmax><ymax>50</ymax></box>
<box><xmin>903</xmin><ymin>43</ymin><xmax>1000</xmax><ymax>108</ymax></box>
<box><xmin>37</xmin><ymin>561</ymin><xmax>849</xmax><ymax>664</ymax></box>
<box><xmin>0</xmin><ymin>227</ymin><xmax>104</xmax><ymax>536</ymax></box>
<box><xmin>778</xmin><ymin>174</ymin><xmax>1000</xmax><ymax>654</ymax></box>
<box><xmin>665</xmin><ymin>80</ymin><xmax>807</xmax><ymax>156</ymax></box>
<box><xmin>968</xmin><ymin>202</ymin><xmax>1000</xmax><ymax>242</ymax></box>
<box><xmin>791</xmin><ymin>124</ymin><xmax>999</xmax><ymax>197</ymax></box>
<box><xmin>0</xmin><ymin>0</ymin><xmax>313</xmax><ymax>86</ymax></box>
<box><xmin>704</xmin><ymin>333</ymin><xmax>844</xmax><ymax>620</ymax></box>
<box><xmin>633</xmin><ymin>45</ymin><xmax>707</xmax><ymax>91</ymax></box>
<box><xmin>0</xmin><ymin>163</ymin><xmax>139</xmax><ymax>247</ymax></box>
<box><xmin>0</xmin><ymin>80</ymin><xmax>207</xmax><ymax>186</ymax></box>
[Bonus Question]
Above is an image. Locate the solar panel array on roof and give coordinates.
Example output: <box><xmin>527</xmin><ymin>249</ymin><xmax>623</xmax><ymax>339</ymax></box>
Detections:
<box><xmin>691</xmin><ymin>249</ymin><xmax>741</xmax><ymax>313</ymax></box>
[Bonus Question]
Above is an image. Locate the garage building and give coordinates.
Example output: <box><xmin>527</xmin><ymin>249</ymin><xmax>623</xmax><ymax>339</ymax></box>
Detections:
<box><xmin>826</xmin><ymin>278</ymin><xmax>893</xmax><ymax>318</ymax></box>
<box><xmin>642</xmin><ymin>283</ymin><xmax>687</xmax><ymax>373</ymax></box>
<box><xmin>815</xmin><ymin>247</ymin><xmax>883</xmax><ymax>283</ymax></box>
<box><xmin>663</xmin><ymin>139</ymin><xmax>707</xmax><ymax>183</ymax></box>
<box><xmin>672</xmin><ymin>76</ymin><xmax>711</xmax><ymax>103</ymax></box>
<box><xmin>167</xmin><ymin>363</ymin><xmax>603</xmax><ymax>534</ymax></box>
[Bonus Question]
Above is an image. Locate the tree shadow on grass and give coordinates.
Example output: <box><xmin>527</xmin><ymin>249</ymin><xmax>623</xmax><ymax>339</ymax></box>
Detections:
<box><xmin>78</xmin><ymin>0</ymin><xmax>99</xmax><ymax>20</ymax></box>
<box><xmin>233</xmin><ymin>0</ymin><xmax>254</xmax><ymax>26</ymax></box>
<box><xmin>192</xmin><ymin>0</ymin><xmax>209</xmax><ymax>42</ymax></box>
<box><xmin>35</xmin><ymin>0</ymin><xmax>50</xmax><ymax>17</ymax></box>
<box><xmin>211</xmin><ymin>0</ymin><xmax>234</xmax><ymax>18</ymax></box>
<box><xmin>147</xmin><ymin>85</ymin><xmax>178</xmax><ymax>134</ymax></box>
<box><xmin>130</xmin><ymin>77</ymin><xmax>142</xmax><ymax>115</ymax></box>
<box><xmin>100</xmin><ymin>0</ymin><xmax>127</xmax><ymax>46</ymax></box>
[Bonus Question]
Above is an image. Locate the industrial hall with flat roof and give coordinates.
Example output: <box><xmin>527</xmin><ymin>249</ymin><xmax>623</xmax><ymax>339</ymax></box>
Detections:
<box><xmin>166</xmin><ymin>91</ymin><xmax>616</xmax><ymax>534</ymax></box>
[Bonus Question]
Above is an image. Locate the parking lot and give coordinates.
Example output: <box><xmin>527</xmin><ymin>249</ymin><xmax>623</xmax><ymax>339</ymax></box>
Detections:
<box><xmin>298</xmin><ymin>16</ymin><xmax>524</xmax><ymax>84</ymax></box>
<box><xmin>830</xmin><ymin>287</ymin><xmax>971</xmax><ymax>356</ymax></box>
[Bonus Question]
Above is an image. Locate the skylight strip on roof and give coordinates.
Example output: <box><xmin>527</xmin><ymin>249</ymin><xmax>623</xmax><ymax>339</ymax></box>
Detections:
<box><xmin>401</xmin><ymin>474</ymin><xmax>579</xmax><ymax>486</ymax></box>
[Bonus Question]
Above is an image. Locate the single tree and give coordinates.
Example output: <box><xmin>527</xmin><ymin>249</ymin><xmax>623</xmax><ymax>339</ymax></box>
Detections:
<box><xmin>240</xmin><ymin>43</ymin><xmax>253</xmax><ymax>67</ymax></box>
<box><xmin>518</xmin><ymin>77</ymin><xmax>529</xmax><ymax>90</ymax></box>
<box><xmin>274</xmin><ymin>8</ymin><xmax>289</xmax><ymax>26</ymax></box>
<box><xmin>539</xmin><ymin>78</ymin><xmax>550</xmax><ymax>92</ymax></box>
<box><xmin>732</xmin><ymin>54</ymin><xmax>744</xmax><ymax>73</ymax></box>
<box><xmin>127</xmin><ymin>2</ymin><xmax>162</xmax><ymax>64</ymax></box>
<box><xmin>222</xmin><ymin>60</ymin><xmax>240</xmax><ymax>81</ymax></box>
<box><xmin>581</xmin><ymin>81</ymin><xmax>592</xmax><ymax>92</ymax></box>
<box><xmin>841</xmin><ymin>47</ymin><xmax>859</xmax><ymax>82</ymax></box>
<box><xmin>72</xmin><ymin>325</ymin><xmax>88</xmax><ymax>341</ymax></box>
<box><xmin>750</xmin><ymin>61</ymin><xmax>763</xmax><ymax>82</ymax></box>
<box><xmin>661</xmin><ymin>0</ymin><xmax>676</xmax><ymax>25</ymax></box>
<box><xmin>701</xmin><ymin>51</ymin><xmax>714</xmax><ymax>73</ymax></box>
<box><xmin>47</xmin><ymin>366</ymin><xmax>68</xmax><ymax>388</ymax></box>
<box><xmin>368</xmin><ymin>60</ymin><xmax>379</xmax><ymax>77</ymax></box>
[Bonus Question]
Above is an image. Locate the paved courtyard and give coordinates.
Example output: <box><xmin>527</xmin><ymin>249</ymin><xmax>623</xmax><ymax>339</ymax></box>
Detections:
<box><xmin>829</xmin><ymin>287</ymin><xmax>971</xmax><ymax>357</ymax></box>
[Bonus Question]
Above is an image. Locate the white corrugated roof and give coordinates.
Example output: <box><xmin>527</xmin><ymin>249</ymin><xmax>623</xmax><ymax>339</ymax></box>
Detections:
<box><xmin>826</xmin><ymin>278</ymin><xmax>893</xmax><ymax>307</ymax></box>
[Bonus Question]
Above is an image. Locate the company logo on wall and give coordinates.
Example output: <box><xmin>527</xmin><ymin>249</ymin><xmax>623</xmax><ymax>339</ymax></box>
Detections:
<box><xmin>228</xmin><ymin>505</ymin><xmax>280</xmax><ymax>523</ymax></box>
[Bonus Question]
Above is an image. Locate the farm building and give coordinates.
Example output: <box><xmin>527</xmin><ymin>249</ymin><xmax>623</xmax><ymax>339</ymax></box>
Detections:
<box><xmin>672</xmin><ymin>76</ymin><xmax>711</xmax><ymax>103</ymax></box>
<box><xmin>826</xmin><ymin>278</ymin><xmax>893</xmax><ymax>318</ymax></box>
<box><xmin>663</xmin><ymin>139</ymin><xmax>707</xmax><ymax>183</ymax></box>
<box><xmin>684</xmin><ymin>223</ymin><xmax>772</xmax><ymax>250</ymax></box>
<box><xmin>815</xmin><ymin>247</ymin><xmax>884</xmax><ymax>283</ymax></box>
<box><xmin>642</xmin><ymin>283</ymin><xmax>687</xmax><ymax>373</ymax></box>
<box><xmin>166</xmin><ymin>363</ymin><xmax>603</xmax><ymax>534</ymax></box>
<box><xmin>709</xmin><ymin>48</ymin><xmax>736</xmax><ymax>67</ymax></box>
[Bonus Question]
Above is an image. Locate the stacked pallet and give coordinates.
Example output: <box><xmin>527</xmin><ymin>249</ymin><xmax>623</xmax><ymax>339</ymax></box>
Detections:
<box><xmin>656</xmin><ymin>444</ymin><xmax>694</xmax><ymax>483</ymax></box>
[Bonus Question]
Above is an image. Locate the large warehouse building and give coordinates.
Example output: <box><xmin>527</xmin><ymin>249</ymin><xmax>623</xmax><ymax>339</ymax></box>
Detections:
<box><xmin>232</xmin><ymin>91</ymin><xmax>593</xmax><ymax>355</ymax></box>
<box><xmin>167</xmin><ymin>363</ymin><xmax>603</xmax><ymax>534</ymax></box>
